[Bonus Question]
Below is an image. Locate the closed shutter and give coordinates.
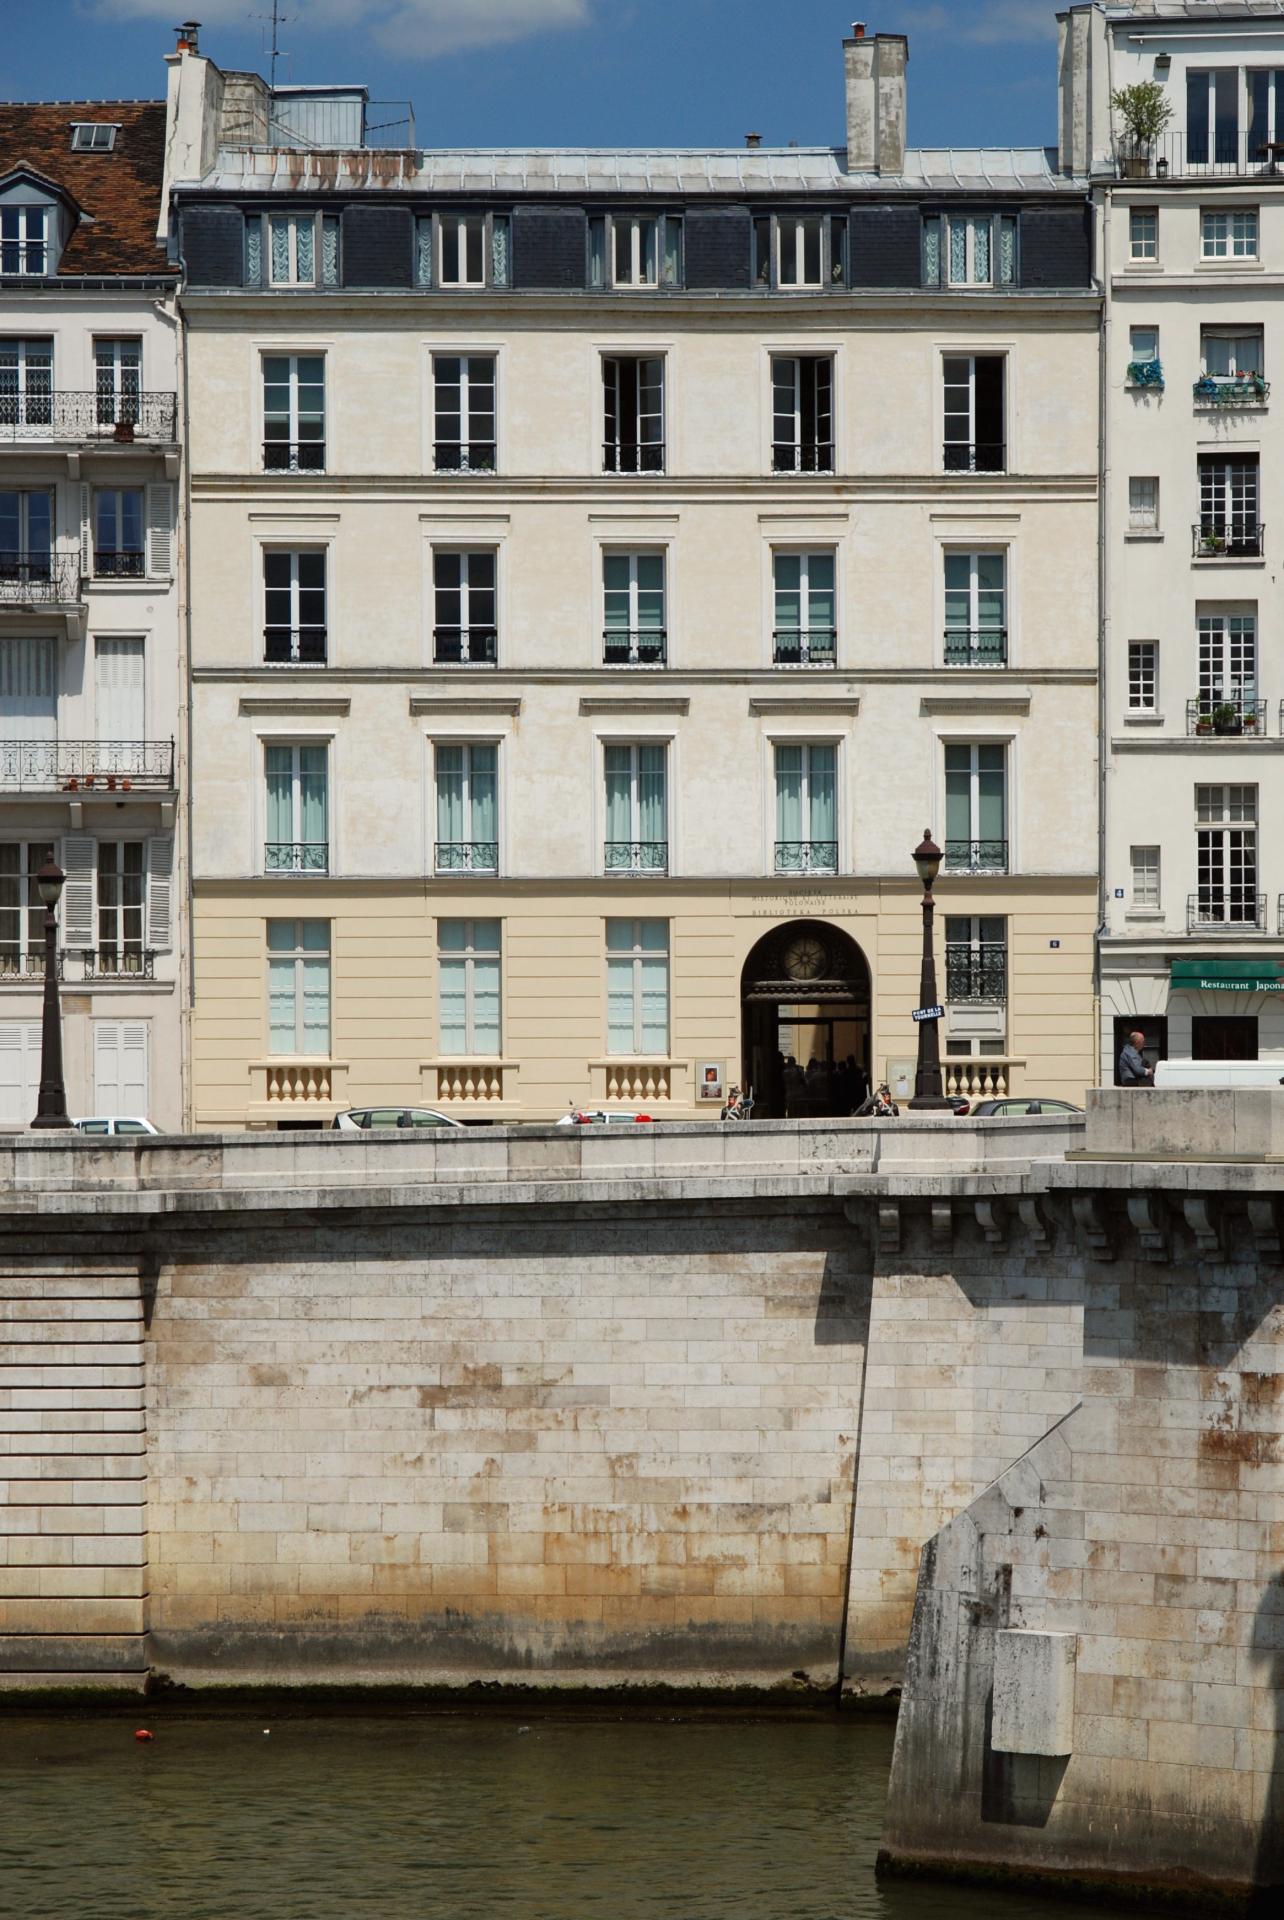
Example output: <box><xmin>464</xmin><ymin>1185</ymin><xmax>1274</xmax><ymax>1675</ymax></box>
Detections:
<box><xmin>95</xmin><ymin>637</ymin><xmax>145</xmax><ymax>742</ymax></box>
<box><xmin>0</xmin><ymin>1024</ymin><xmax>42</xmax><ymax>1127</ymax></box>
<box><xmin>146</xmin><ymin>833</ymin><xmax>174</xmax><ymax>950</ymax></box>
<box><xmin>0</xmin><ymin>637</ymin><xmax>57</xmax><ymax>742</ymax></box>
<box><xmin>59</xmin><ymin>835</ymin><xmax>96</xmax><ymax>949</ymax></box>
<box><xmin>80</xmin><ymin>482</ymin><xmax>92</xmax><ymax>575</ymax></box>
<box><xmin>146</xmin><ymin>484</ymin><xmax>173</xmax><ymax>579</ymax></box>
<box><xmin>94</xmin><ymin>1020</ymin><xmax>149</xmax><ymax>1116</ymax></box>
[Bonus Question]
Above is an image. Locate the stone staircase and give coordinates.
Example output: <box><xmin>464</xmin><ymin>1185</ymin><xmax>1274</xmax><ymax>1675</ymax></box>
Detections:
<box><xmin>0</xmin><ymin>1261</ymin><xmax>148</xmax><ymax>1690</ymax></box>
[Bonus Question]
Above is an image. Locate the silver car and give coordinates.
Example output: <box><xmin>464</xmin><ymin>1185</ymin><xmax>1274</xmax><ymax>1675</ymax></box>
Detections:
<box><xmin>332</xmin><ymin>1106</ymin><xmax>465</xmax><ymax>1130</ymax></box>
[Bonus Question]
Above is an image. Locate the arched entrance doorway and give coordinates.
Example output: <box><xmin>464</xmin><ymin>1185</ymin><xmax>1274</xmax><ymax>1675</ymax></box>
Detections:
<box><xmin>741</xmin><ymin>920</ymin><xmax>872</xmax><ymax>1120</ymax></box>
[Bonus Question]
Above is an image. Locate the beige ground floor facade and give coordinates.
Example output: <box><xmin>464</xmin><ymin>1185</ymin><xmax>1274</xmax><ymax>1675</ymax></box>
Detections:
<box><xmin>191</xmin><ymin>875</ymin><xmax>1098</xmax><ymax>1128</ymax></box>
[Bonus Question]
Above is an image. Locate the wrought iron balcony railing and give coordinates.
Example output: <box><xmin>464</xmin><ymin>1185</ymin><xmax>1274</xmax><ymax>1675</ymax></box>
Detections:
<box><xmin>771</xmin><ymin>441</ymin><xmax>834</xmax><ymax>474</ymax></box>
<box><xmin>0</xmin><ymin>948</ymin><xmax>50</xmax><ymax>981</ymax></box>
<box><xmin>433</xmin><ymin>626</ymin><xmax>497</xmax><ymax>667</ymax></box>
<box><xmin>265</xmin><ymin>626</ymin><xmax>327</xmax><ymax>666</ymax></box>
<box><xmin>773</xmin><ymin>628</ymin><xmax>836</xmax><ymax>668</ymax></box>
<box><xmin>433</xmin><ymin>442</ymin><xmax>496</xmax><ymax>473</ymax></box>
<box><xmin>604</xmin><ymin>841</ymin><xmax>668</xmax><ymax>875</ymax></box>
<box><xmin>0</xmin><ymin>553</ymin><xmax>81</xmax><ymax>606</ymax></box>
<box><xmin>603</xmin><ymin>442</ymin><xmax>665</xmax><ymax>474</ymax></box>
<box><xmin>1114</xmin><ymin>132</ymin><xmax>1284</xmax><ymax>180</ymax></box>
<box><xmin>1187</xmin><ymin>891</ymin><xmax>1267</xmax><ymax>933</ymax></box>
<box><xmin>945</xmin><ymin>945</ymin><xmax>1008</xmax><ymax>1003</ymax></box>
<box><xmin>75</xmin><ymin>947</ymin><xmax>156</xmax><ymax>980</ymax></box>
<box><xmin>944</xmin><ymin>838</ymin><xmax>1009</xmax><ymax>874</ymax></box>
<box><xmin>0</xmin><ymin>389</ymin><xmax>178</xmax><ymax>443</ymax></box>
<box><xmin>1186</xmin><ymin>697</ymin><xmax>1267</xmax><ymax>737</ymax></box>
<box><xmin>943</xmin><ymin>442</ymin><xmax>1006</xmax><ymax>475</ymax></box>
<box><xmin>944</xmin><ymin>626</ymin><xmax>1007</xmax><ymax>668</ymax></box>
<box><xmin>265</xmin><ymin>842</ymin><xmax>329</xmax><ymax>875</ymax></box>
<box><xmin>603</xmin><ymin>628</ymin><xmax>666</xmax><ymax>667</ymax></box>
<box><xmin>774</xmin><ymin>841</ymin><xmax>838</xmax><ymax>875</ymax></box>
<box><xmin>434</xmin><ymin>841</ymin><xmax>498</xmax><ymax>873</ymax></box>
<box><xmin>1193</xmin><ymin>375</ymin><xmax>1269</xmax><ymax>406</ymax></box>
<box><xmin>1192</xmin><ymin>522</ymin><xmax>1265</xmax><ymax>559</ymax></box>
<box><xmin>93</xmin><ymin>550</ymin><xmax>145</xmax><ymax>580</ymax></box>
<box><xmin>0</xmin><ymin>738</ymin><xmax>174</xmax><ymax>791</ymax></box>
<box><xmin>262</xmin><ymin>438</ymin><xmax>326</xmax><ymax>473</ymax></box>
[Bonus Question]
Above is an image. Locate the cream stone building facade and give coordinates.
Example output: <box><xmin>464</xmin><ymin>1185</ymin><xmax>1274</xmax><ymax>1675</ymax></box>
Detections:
<box><xmin>1065</xmin><ymin>1</ymin><xmax>1284</xmax><ymax>1076</ymax></box>
<box><xmin>166</xmin><ymin>24</ymin><xmax>1100</xmax><ymax>1128</ymax></box>
<box><xmin>0</xmin><ymin>102</ymin><xmax>182</xmax><ymax>1130</ymax></box>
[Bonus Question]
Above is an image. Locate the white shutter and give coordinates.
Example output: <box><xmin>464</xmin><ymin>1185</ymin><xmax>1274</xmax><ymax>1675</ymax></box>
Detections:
<box><xmin>94</xmin><ymin>1021</ymin><xmax>149</xmax><ymax>1116</ymax></box>
<box><xmin>145</xmin><ymin>483</ymin><xmax>173</xmax><ymax>579</ymax></box>
<box><xmin>95</xmin><ymin>637</ymin><xmax>145</xmax><ymax>741</ymax></box>
<box><xmin>0</xmin><ymin>1024</ymin><xmax>42</xmax><ymax>1127</ymax></box>
<box><xmin>59</xmin><ymin>835</ymin><xmax>96</xmax><ymax>949</ymax></box>
<box><xmin>80</xmin><ymin>483</ymin><xmax>92</xmax><ymax>576</ymax></box>
<box><xmin>0</xmin><ymin>637</ymin><xmax>57</xmax><ymax>742</ymax></box>
<box><xmin>146</xmin><ymin>833</ymin><xmax>174</xmax><ymax>951</ymax></box>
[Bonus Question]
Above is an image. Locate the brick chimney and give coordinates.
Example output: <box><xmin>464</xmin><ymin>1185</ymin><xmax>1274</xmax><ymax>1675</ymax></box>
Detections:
<box><xmin>844</xmin><ymin>26</ymin><xmax>909</xmax><ymax>174</ymax></box>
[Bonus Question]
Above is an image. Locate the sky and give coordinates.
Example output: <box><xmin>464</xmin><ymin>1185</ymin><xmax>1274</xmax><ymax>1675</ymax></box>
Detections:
<box><xmin>1</xmin><ymin>0</ymin><xmax>1064</xmax><ymax>151</ymax></box>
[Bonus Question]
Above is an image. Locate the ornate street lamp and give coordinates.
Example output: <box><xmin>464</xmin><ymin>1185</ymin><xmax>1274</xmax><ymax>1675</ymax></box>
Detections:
<box><xmin>30</xmin><ymin>855</ymin><xmax>71</xmax><ymax>1130</ymax></box>
<box><xmin>909</xmin><ymin>828</ymin><xmax>952</xmax><ymax>1112</ymax></box>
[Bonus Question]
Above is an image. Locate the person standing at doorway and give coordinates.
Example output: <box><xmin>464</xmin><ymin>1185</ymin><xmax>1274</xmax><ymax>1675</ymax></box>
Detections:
<box><xmin>1118</xmin><ymin>1029</ymin><xmax>1154</xmax><ymax>1087</ymax></box>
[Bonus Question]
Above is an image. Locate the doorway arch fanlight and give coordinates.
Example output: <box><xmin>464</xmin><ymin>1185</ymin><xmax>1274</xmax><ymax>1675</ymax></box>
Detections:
<box><xmin>740</xmin><ymin>919</ymin><xmax>871</xmax><ymax>1120</ymax></box>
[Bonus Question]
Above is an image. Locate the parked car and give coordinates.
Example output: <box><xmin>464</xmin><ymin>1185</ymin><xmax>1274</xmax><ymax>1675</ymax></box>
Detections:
<box><xmin>970</xmin><ymin>1098</ymin><xmax>1083</xmax><ymax>1117</ymax></box>
<box><xmin>72</xmin><ymin>1117</ymin><xmax>161</xmax><ymax>1136</ymax></box>
<box><xmin>556</xmin><ymin>1108</ymin><xmax>655</xmax><ymax>1126</ymax></box>
<box><xmin>333</xmin><ymin>1107</ymin><xmax>465</xmax><ymax>1130</ymax></box>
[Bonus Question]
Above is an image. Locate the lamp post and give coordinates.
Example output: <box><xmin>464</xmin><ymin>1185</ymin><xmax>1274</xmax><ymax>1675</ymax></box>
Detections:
<box><xmin>909</xmin><ymin>828</ymin><xmax>952</xmax><ymax>1112</ymax></box>
<box><xmin>30</xmin><ymin>855</ymin><xmax>71</xmax><ymax>1130</ymax></box>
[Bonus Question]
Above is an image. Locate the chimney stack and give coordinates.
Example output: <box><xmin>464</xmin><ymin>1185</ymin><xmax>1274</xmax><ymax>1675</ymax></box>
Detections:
<box><xmin>843</xmin><ymin>27</ymin><xmax>908</xmax><ymax>175</ymax></box>
<box><xmin>176</xmin><ymin>21</ymin><xmax>201</xmax><ymax>54</ymax></box>
<box><xmin>744</xmin><ymin>131</ymin><xmax>761</xmax><ymax>149</ymax></box>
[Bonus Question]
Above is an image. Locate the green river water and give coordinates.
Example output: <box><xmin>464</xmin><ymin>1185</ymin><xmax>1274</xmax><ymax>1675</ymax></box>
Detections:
<box><xmin>0</xmin><ymin>1713</ymin><xmax>1145</xmax><ymax>1920</ymax></box>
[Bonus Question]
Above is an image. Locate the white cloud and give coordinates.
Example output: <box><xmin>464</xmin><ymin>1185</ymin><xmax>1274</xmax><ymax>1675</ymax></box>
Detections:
<box><xmin>893</xmin><ymin>0</ymin><xmax>1059</xmax><ymax>46</ymax></box>
<box><xmin>94</xmin><ymin>0</ymin><xmax>594</xmax><ymax>60</ymax></box>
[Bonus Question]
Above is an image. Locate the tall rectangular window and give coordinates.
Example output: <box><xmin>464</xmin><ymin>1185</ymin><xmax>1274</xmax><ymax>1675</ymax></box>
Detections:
<box><xmin>771</xmin><ymin>356</ymin><xmax>833</xmax><ymax>473</ymax></box>
<box><xmin>416</xmin><ymin>213</ymin><xmax>510</xmax><ymax>289</ymax></box>
<box><xmin>435</xmin><ymin>742</ymin><xmax>498</xmax><ymax>873</ymax></box>
<box><xmin>95</xmin><ymin>636</ymin><xmax>145</xmax><ymax>744</ymax></box>
<box><xmin>1197</xmin><ymin>612</ymin><xmax>1257</xmax><ymax>728</ymax></box>
<box><xmin>438</xmin><ymin>918</ymin><xmax>501</xmax><ymax>1055</ymax></box>
<box><xmin>924</xmin><ymin>212</ymin><xmax>1018</xmax><ymax>286</ymax></box>
<box><xmin>0</xmin><ymin>206</ymin><xmax>48</xmax><ymax>276</ymax></box>
<box><xmin>1201</xmin><ymin>208</ymin><xmax>1258</xmax><ymax>259</ymax></box>
<box><xmin>603</xmin><ymin>552</ymin><xmax>666</xmax><ymax>666</ymax></box>
<box><xmin>264</xmin><ymin>551</ymin><xmax>327</xmax><ymax>665</ymax></box>
<box><xmin>1195</xmin><ymin>785</ymin><xmax>1258</xmax><ymax>927</ymax></box>
<box><xmin>944</xmin><ymin>744</ymin><xmax>1008</xmax><ymax>873</ymax></box>
<box><xmin>1248</xmin><ymin>69</ymin><xmax>1284</xmax><ymax>157</ymax></box>
<box><xmin>774</xmin><ymin>743</ymin><xmax>837</xmax><ymax>875</ymax></box>
<box><xmin>1198</xmin><ymin>455</ymin><xmax>1260</xmax><ymax>555</ymax></box>
<box><xmin>93</xmin><ymin>338</ymin><xmax>141</xmax><ymax>428</ymax></box>
<box><xmin>1201</xmin><ymin>327</ymin><xmax>1265</xmax><ymax>381</ymax></box>
<box><xmin>604</xmin><ymin>744</ymin><xmax>667</xmax><ymax>874</ymax></box>
<box><xmin>773</xmin><ymin>551</ymin><xmax>835</xmax><ymax>667</ymax></box>
<box><xmin>265</xmin><ymin>743</ymin><xmax>328</xmax><ymax>875</ymax></box>
<box><xmin>0</xmin><ymin>842</ymin><xmax>51</xmax><ymax>978</ymax></box>
<box><xmin>0</xmin><ymin>337</ymin><xmax>53</xmax><ymax>431</ymax></box>
<box><xmin>93</xmin><ymin>489</ymin><xmax>145</xmax><ymax>579</ymax></box>
<box><xmin>1129</xmin><ymin>477</ymin><xmax>1159</xmax><ymax>529</ymax></box>
<box><xmin>755</xmin><ymin>213</ymin><xmax>845</xmax><ymax>289</ymax></box>
<box><xmin>944</xmin><ymin>915</ymin><xmax>1007</xmax><ymax>1002</ymax></box>
<box><xmin>96</xmin><ymin>841</ymin><xmax>145</xmax><ymax>970</ymax></box>
<box><xmin>1130</xmin><ymin>847</ymin><xmax>1160</xmax><ymax>911</ymax></box>
<box><xmin>246</xmin><ymin>212</ymin><xmax>338</xmax><ymax>288</ymax></box>
<box><xmin>1128</xmin><ymin>640</ymin><xmax>1158</xmax><ymax>711</ymax></box>
<box><xmin>943</xmin><ymin>355</ymin><xmax>1005</xmax><ymax>473</ymax></box>
<box><xmin>944</xmin><ymin>552</ymin><xmax>1007</xmax><ymax>667</ymax></box>
<box><xmin>432</xmin><ymin>550</ymin><xmax>497</xmax><ymax>665</ymax></box>
<box><xmin>432</xmin><ymin>355</ymin><xmax>496</xmax><ymax>473</ymax></box>
<box><xmin>0</xmin><ymin>488</ymin><xmax>53</xmax><ymax>577</ymax></box>
<box><xmin>606</xmin><ymin>919</ymin><xmax>668</xmax><ymax>1055</ymax></box>
<box><xmin>267</xmin><ymin>919</ymin><xmax>330</xmax><ymax>1056</ymax></box>
<box><xmin>1188</xmin><ymin>69</ymin><xmax>1241</xmax><ymax>168</ymax></box>
<box><xmin>603</xmin><ymin>357</ymin><xmax>664</xmax><ymax>473</ymax></box>
<box><xmin>262</xmin><ymin>354</ymin><xmax>325</xmax><ymax>472</ymax></box>
<box><xmin>1129</xmin><ymin>209</ymin><xmax>1158</xmax><ymax>261</ymax></box>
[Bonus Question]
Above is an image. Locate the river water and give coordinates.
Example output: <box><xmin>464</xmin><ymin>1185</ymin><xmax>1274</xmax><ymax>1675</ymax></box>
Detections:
<box><xmin>0</xmin><ymin>1713</ymin><xmax>1141</xmax><ymax>1920</ymax></box>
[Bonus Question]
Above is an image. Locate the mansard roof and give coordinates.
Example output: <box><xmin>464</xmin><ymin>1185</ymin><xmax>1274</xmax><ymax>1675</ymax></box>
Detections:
<box><xmin>0</xmin><ymin>100</ymin><xmax>173</xmax><ymax>275</ymax></box>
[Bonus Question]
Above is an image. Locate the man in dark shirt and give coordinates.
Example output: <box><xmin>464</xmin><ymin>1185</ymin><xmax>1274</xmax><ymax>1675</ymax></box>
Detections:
<box><xmin>1118</xmin><ymin>1030</ymin><xmax>1154</xmax><ymax>1087</ymax></box>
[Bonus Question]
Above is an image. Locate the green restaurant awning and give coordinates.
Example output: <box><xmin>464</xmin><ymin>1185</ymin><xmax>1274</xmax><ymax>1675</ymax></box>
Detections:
<box><xmin>1171</xmin><ymin>958</ymin><xmax>1284</xmax><ymax>993</ymax></box>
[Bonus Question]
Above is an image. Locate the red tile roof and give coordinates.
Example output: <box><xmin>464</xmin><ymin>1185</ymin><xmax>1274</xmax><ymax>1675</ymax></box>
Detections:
<box><xmin>0</xmin><ymin>100</ymin><xmax>174</xmax><ymax>276</ymax></box>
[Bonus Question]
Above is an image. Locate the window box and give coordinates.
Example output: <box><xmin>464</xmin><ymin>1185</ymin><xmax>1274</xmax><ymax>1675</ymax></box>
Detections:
<box><xmin>1193</xmin><ymin>374</ymin><xmax>1269</xmax><ymax>404</ymax></box>
<box><xmin>1126</xmin><ymin>358</ymin><xmax>1164</xmax><ymax>389</ymax></box>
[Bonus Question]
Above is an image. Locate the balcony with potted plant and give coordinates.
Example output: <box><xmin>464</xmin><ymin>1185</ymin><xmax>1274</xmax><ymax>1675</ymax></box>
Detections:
<box><xmin>1112</xmin><ymin>80</ymin><xmax>1174</xmax><ymax>179</ymax></box>
<box><xmin>1186</xmin><ymin>697</ymin><xmax>1266</xmax><ymax>738</ymax></box>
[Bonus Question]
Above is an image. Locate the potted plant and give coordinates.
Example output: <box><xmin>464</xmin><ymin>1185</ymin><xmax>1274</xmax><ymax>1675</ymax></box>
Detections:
<box><xmin>1200</xmin><ymin>529</ymin><xmax>1226</xmax><ymax>556</ymax></box>
<box><xmin>1112</xmin><ymin>80</ymin><xmax>1174</xmax><ymax>176</ymax></box>
<box><xmin>1195</xmin><ymin>712</ymin><xmax>1213</xmax><ymax>736</ymax></box>
<box><xmin>1213</xmin><ymin>702</ymin><xmax>1241</xmax><ymax>736</ymax></box>
<box><xmin>1243</xmin><ymin>708</ymin><xmax>1260</xmax><ymax>733</ymax></box>
<box><xmin>112</xmin><ymin>418</ymin><xmax>135</xmax><ymax>444</ymax></box>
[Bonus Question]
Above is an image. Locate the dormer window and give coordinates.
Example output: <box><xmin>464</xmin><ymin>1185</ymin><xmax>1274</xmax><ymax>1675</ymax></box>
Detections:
<box><xmin>754</xmin><ymin>213</ymin><xmax>847</xmax><ymax>290</ymax></box>
<box><xmin>923</xmin><ymin>213</ymin><xmax>1018</xmax><ymax>288</ymax></box>
<box><xmin>415</xmin><ymin>213</ymin><xmax>511</xmax><ymax>290</ymax></box>
<box><xmin>588</xmin><ymin>215</ymin><xmax>684</xmax><ymax>290</ymax></box>
<box><xmin>70</xmin><ymin>124</ymin><xmax>117</xmax><ymax>152</ymax></box>
<box><xmin>245</xmin><ymin>212</ymin><xmax>340</xmax><ymax>288</ymax></box>
<box><xmin>1</xmin><ymin>206</ymin><xmax>49</xmax><ymax>277</ymax></box>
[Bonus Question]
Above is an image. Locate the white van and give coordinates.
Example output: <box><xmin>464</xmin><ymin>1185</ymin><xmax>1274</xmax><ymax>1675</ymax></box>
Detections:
<box><xmin>1152</xmin><ymin>1059</ymin><xmax>1284</xmax><ymax>1090</ymax></box>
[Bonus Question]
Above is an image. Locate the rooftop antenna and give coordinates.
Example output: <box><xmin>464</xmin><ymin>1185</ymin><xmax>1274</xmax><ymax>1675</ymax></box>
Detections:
<box><xmin>252</xmin><ymin>0</ymin><xmax>295</xmax><ymax>91</ymax></box>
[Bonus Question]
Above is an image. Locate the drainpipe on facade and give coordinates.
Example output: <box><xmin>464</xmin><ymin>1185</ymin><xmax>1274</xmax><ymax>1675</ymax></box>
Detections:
<box><xmin>153</xmin><ymin>284</ymin><xmax>193</xmax><ymax>1131</ymax></box>
<box><xmin>1095</xmin><ymin>188</ymin><xmax>1111</xmax><ymax>1089</ymax></box>
<box><xmin>173</xmin><ymin>264</ymin><xmax>196</xmax><ymax>1132</ymax></box>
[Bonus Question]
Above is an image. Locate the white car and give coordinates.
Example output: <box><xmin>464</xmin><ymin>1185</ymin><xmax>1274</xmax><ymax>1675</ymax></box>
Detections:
<box><xmin>72</xmin><ymin>1117</ymin><xmax>161</xmax><ymax>1136</ymax></box>
<box><xmin>333</xmin><ymin>1106</ymin><xmax>465</xmax><ymax>1130</ymax></box>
